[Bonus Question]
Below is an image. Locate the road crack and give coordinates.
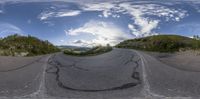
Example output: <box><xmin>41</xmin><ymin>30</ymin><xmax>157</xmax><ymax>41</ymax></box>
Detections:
<box><xmin>46</xmin><ymin>54</ymin><xmax>141</xmax><ymax>92</ymax></box>
<box><xmin>124</xmin><ymin>54</ymin><xmax>141</xmax><ymax>82</ymax></box>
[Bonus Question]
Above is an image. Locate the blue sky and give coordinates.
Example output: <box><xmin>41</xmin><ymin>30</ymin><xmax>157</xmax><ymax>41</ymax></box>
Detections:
<box><xmin>0</xmin><ymin>0</ymin><xmax>200</xmax><ymax>46</ymax></box>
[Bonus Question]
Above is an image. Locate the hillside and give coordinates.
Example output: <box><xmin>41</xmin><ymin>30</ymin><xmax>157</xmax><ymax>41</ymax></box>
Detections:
<box><xmin>0</xmin><ymin>34</ymin><xmax>60</xmax><ymax>56</ymax></box>
<box><xmin>116</xmin><ymin>35</ymin><xmax>200</xmax><ymax>52</ymax></box>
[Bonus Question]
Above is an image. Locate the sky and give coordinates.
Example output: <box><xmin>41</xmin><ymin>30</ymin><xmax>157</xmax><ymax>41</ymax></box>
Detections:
<box><xmin>0</xmin><ymin>0</ymin><xmax>200</xmax><ymax>46</ymax></box>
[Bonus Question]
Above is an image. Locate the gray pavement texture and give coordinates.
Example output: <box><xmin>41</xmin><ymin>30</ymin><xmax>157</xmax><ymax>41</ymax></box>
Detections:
<box><xmin>137</xmin><ymin>51</ymin><xmax>200</xmax><ymax>97</ymax></box>
<box><xmin>0</xmin><ymin>48</ymin><xmax>199</xmax><ymax>99</ymax></box>
<box><xmin>0</xmin><ymin>55</ymin><xmax>49</xmax><ymax>97</ymax></box>
<box><xmin>45</xmin><ymin>49</ymin><xmax>143</xmax><ymax>99</ymax></box>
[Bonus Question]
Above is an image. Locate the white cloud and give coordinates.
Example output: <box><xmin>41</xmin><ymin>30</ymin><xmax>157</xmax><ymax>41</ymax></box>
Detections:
<box><xmin>54</xmin><ymin>2</ymin><xmax>183</xmax><ymax>38</ymax></box>
<box><xmin>0</xmin><ymin>23</ymin><xmax>23</xmax><ymax>37</ymax></box>
<box><xmin>55</xmin><ymin>10</ymin><xmax>81</xmax><ymax>17</ymax></box>
<box><xmin>39</xmin><ymin>12</ymin><xmax>54</xmax><ymax>20</ymax></box>
<box><xmin>79</xmin><ymin>2</ymin><xmax>188</xmax><ymax>37</ymax></box>
<box><xmin>38</xmin><ymin>10</ymin><xmax>81</xmax><ymax>20</ymax></box>
<box><xmin>128</xmin><ymin>24</ymin><xmax>139</xmax><ymax>37</ymax></box>
<box><xmin>117</xmin><ymin>3</ymin><xmax>187</xmax><ymax>37</ymax></box>
<box><xmin>65</xmin><ymin>20</ymin><xmax>131</xmax><ymax>46</ymax></box>
<box><xmin>81</xmin><ymin>2</ymin><xmax>119</xmax><ymax>18</ymax></box>
<box><xmin>81</xmin><ymin>2</ymin><xmax>115</xmax><ymax>11</ymax></box>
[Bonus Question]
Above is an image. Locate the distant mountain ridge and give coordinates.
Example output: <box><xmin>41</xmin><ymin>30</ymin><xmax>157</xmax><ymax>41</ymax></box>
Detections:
<box><xmin>0</xmin><ymin>34</ymin><xmax>60</xmax><ymax>56</ymax></box>
<box><xmin>116</xmin><ymin>35</ymin><xmax>200</xmax><ymax>52</ymax></box>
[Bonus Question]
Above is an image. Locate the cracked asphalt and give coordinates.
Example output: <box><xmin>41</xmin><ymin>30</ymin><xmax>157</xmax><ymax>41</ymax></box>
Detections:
<box><xmin>0</xmin><ymin>48</ymin><xmax>200</xmax><ymax>99</ymax></box>
<box><xmin>45</xmin><ymin>49</ymin><xmax>143</xmax><ymax>99</ymax></box>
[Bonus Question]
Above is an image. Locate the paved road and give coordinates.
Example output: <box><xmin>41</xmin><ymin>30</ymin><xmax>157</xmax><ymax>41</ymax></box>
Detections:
<box><xmin>137</xmin><ymin>51</ymin><xmax>200</xmax><ymax>98</ymax></box>
<box><xmin>45</xmin><ymin>49</ymin><xmax>143</xmax><ymax>99</ymax></box>
<box><xmin>0</xmin><ymin>48</ymin><xmax>200</xmax><ymax>99</ymax></box>
<box><xmin>0</xmin><ymin>55</ymin><xmax>50</xmax><ymax>98</ymax></box>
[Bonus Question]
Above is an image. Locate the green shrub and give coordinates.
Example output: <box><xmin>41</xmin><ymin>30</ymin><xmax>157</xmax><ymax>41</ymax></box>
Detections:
<box><xmin>116</xmin><ymin>35</ymin><xmax>200</xmax><ymax>52</ymax></box>
<box><xmin>64</xmin><ymin>45</ymin><xmax>112</xmax><ymax>56</ymax></box>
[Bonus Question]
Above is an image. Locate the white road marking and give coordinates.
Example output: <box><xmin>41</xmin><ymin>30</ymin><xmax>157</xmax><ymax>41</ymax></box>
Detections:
<box><xmin>134</xmin><ymin>50</ymin><xmax>166</xmax><ymax>98</ymax></box>
<box><xmin>37</xmin><ymin>55</ymin><xmax>52</xmax><ymax>98</ymax></box>
<box><xmin>21</xmin><ymin>55</ymin><xmax>52</xmax><ymax>99</ymax></box>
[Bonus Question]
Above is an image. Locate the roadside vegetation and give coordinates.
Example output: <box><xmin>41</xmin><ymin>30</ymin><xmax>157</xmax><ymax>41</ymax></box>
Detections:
<box><xmin>0</xmin><ymin>34</ymin><xmax>60</xmax><ymax>56</ymax></box>
<box><xmin>116</xmin><ymin>35</ymin><xmax>200</xmax><ymax>52</ymax></box>
<box><xmin>63</xmin><ymin>45</ymin><xmax>113</xmax><ymax>56</ymax></box>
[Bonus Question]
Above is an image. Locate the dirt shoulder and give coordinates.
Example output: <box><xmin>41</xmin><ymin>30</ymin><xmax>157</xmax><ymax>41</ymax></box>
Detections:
<box><xmin>145</xmin><ymin>50</ymin><xmax>200</xmax><ymax>72</ymax></box>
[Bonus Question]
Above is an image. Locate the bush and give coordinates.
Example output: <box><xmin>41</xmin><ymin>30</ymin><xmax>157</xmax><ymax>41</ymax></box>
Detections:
<box><xmin>64</xmin><ymin>45</ymin><xmax>112</xmax><ymax>56</ymax></box>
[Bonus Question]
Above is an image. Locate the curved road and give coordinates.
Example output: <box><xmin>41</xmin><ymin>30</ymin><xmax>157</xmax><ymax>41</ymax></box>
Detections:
<box><xmin>0</xmin><ymin>48</ymin><xmax>200</xmax><ymax>99</ymax></box>
<box><xmin>45</xmin><ymin>49</ymin><xmax>143</xmax><ymax>99</ymax></box>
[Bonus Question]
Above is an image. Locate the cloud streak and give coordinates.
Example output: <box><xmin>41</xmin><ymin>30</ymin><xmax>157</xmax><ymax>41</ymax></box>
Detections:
<box><xmin>38</xmin><ymin>10</ymin><xmax>81</xmax><ymax>20</ymax></box>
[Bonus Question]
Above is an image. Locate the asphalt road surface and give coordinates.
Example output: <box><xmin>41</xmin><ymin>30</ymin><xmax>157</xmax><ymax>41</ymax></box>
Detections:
<box><xmin>0</xmin><ymin>55</ymin><xmax>51</xmax><ymax>98</ymax></box>
<box><xmin>45</xmin><ymin>49</ymin><xmax>143</xmax><ymax>99</ymax></box>
<box><xmin>0</xmin><ymin>48</ymin><xmax>200</xmax><ymax>99</ymax></box>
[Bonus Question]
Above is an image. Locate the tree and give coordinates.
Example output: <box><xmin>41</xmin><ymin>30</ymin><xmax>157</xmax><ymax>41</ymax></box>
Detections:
<box><xmin>193</xmin><ymin>35</ymin><xmax>200</xmax><ymax>40</ymax></box>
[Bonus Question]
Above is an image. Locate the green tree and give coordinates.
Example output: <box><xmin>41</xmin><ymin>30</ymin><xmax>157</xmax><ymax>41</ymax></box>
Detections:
<box><xmin>193</xmin><ymin>35</ymin><xmax>200</xmax><ymax>40</ymax></box>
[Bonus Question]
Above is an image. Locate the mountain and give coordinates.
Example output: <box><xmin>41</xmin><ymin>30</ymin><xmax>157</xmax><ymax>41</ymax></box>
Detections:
<box><xmin>116</xmin><ymin>35</ymin><xmax>200</xmax><ymax>52</ymax></box>
<box><xmin>0</xmin><ymin>34</ymin><xmax>60</xmax><ymax>56</ymax></box>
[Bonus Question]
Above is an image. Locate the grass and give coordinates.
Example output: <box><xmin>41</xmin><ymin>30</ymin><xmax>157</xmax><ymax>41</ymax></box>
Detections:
<box><xmin>116</xmin><ymin>35</ymin><xmax>200</xmax><ymax>52</ymax></box>
<box><xmin>63</xmin><ymin>45</ymin><xmax>113</xmax><ymax>56</ymax></box>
